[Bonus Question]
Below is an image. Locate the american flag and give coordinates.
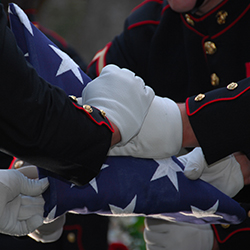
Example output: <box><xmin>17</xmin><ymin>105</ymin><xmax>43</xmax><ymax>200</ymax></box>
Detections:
<box><xmin>9</xmin><ymin>3</ymin><xmax>246</xmax><ymax>225</ymax></box>
<box><xmin>9</xmin><ymin>3</ymin><xmax>91</xmax><ymax>97</ymax></box>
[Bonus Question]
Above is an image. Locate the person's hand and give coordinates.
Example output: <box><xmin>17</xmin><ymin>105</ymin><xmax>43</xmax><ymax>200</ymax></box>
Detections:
<box><xmin>28</xmin><ymin>214</ymin><xmax>66</xmax><ymax>243</ymax></box>
<box><xmin>0</xmin><ymin>169</ymin><xmax>49</xmax><ymax>236</ymax></box>
<box><xmin>82</xmin><ymin>64</ymin><xmax>155</xmax><ymax>146</ymax></box>
<box><xmin>109</xmin><ymin>95</ymin><xmax>182</xmax><ymax>158</ymax></box>
<box><xmin>180</xmin><ymin>147</ymin><xmax>244</xmax><ymax>197</ymax></box>
<box><xmin>144</xmin><ymin>218</ymin><xmax>214</xmax><ymax>250</ymax></box>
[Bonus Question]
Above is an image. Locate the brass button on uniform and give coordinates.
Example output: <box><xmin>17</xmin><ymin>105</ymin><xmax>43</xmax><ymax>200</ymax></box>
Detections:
<box><xmin>83</xmin><ymin>104</ymin><xmax>93</xmax><ymax>113</ymax></box>
<box><xmin>216</xmin><ymin>10</ymin><xmax>228</xmax><ymax>24</ymax></box>
<box><xmin>221</xmin><ymin>224</ymin><xmax>230</xmax><ymax>229</ymax></box>
<box><xmin>194</xmin><ymin>93</ymin><xmax>205</xmax><ymax>101</ymax></box>
<box><xmin>69</xmin><ymin>95</ymin><xmax>78</xmax><ymax>103</ymax></box>
<box><xmin>185</xmin><ymin>14</ymin><xmax>194</xmax><ymax>26</ymax></box>
<box><xmin>100</xmin><ymin>109</ymin><xmax>106</xmax><ymax>118</ymax></box>
<box><xmin>67</xmin><ymin>232</ymin><xmax>76</xmax><ymax>243</ymax></box>
<box><xmin>14</xmin><ymin>160</ymin><xmax>24</xmax><ymax>169</ymax></box>
<box><xmin>247</xmin><ymin>210</ymin><xmax>250</xmax><ymax>218</ymax></box>
<box><xmin>211</xmin><ymin>73</ymin><xmax>220</xmax><ymax>86</ymax></box>
<box><xmin>227</xmin><ymin>82</ymin><xmax>238</xmax><ymax>90</ymax></box>
<box><xmin>204</xmin><ymin>41</ymin><xmax>217</xmax><ymax>55</ymax></box>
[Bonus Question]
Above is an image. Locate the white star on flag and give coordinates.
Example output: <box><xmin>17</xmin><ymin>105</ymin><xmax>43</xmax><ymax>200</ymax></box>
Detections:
<box><xmin>49</xmin><ymin>45</ymin><xmax>83</xmax><ymax>83</ymax></box>
<box><xmin>180</xmin><ymin>200</ymin><xmax>222</xmax><ymax>219</ymax></box>
<box><xmin>89</xmin><ymin>164</ymin><xmax>110</xmax><ymax>193</ymax></box>
<box><xmin>152</xmin><ymin>158</ymin><xmax>183</xmax><ymax>191</ymax></box>
<box><xmin>9</xmin><ymin>3</ymin><xmax>33</xmax><ymax>35</ymax></box>
<box><xmin>109</xmin><ymin>195</ymin><xmax>138</xmax><ymax>216</ymax></box>
<box><xmin>45</xmin><ymin>205</ymin><xmax>57</xmax><ymax>223</ymax></box>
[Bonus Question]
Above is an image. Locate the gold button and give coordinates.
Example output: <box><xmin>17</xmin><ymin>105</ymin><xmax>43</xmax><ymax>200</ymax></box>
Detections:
<box><xmin>194</xmin><ymin>93</ymin><xmax>205</xmax><ymax>101</ymax></box>
<box><xmin>185</xmin><ymin>14</ymin><xmax>194</xmax><ymax>26</ymax></box>
<box><xmin>69</xmin><ymin>95</ymin><xmax>78</xmax><ymax>103</ymax></box>
<box><xmin>227</xmin><ymin>82</ymin><xmax>238</xmax><ymax>90</ymax></box>
<box><xmin>216</xmin><ymin>10</ymin><xmax>228</xmax><ymax>25</ymax></box>
<box><xmin>221</xmin><ymin>224</ymin><xmax>230</xmax><ymax>229</ymax></box>
<box><xmin>14</xmin><ymin>160</ymin><xmax>24</xmax><ymax>169</ymax></box>
<box><xmin>67</xmin><ymin>232</ymin><xmax>76</xmax><ymax>243</ymax></box>
<box><xmin>100</xmin><ymin>109</ymin><xmax>106</xmax><ymax>118</ymax></box>
<box><xmin>211</xmin><ymin>73</ymin><xmax>220</xmax><ymax>86</ymax></box>
<box><xmin>247</xmin><ymin>210</ymin><xmax>250</xmax><ymax>218</ymax></box>
<box><xmin>204</xmin><ymin>41</ymin><xmax>217</xmax><ymax>55</ymax></box>
<box><xmin>83</xmin><ymin>104</ymin><xmax>93</xmax><ymax>113</ymax></box>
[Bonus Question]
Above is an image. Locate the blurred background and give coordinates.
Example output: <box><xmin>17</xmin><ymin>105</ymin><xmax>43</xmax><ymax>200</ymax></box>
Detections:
<box><xmin>37</xmin><ymin>0</ymin><xmax>142</xmax><ymax>63</ymax></box>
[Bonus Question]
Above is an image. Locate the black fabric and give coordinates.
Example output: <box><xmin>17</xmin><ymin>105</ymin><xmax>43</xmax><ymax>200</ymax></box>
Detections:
<box><xmin>0</xmin><ymin>214</ymin><xmax>109</xmax><ymax>250</ymax></box>
<box><xmin>212</xmin><ymin>205</ymin><xmax>250</xmax><ymax>250</ymax></box>
<box><xmin>195</xmin><ymin>0</ymin><xmax>205</xmax><ymax>8</ymax></box>
<box><xmin>0</xmin><ymin>5</ymin><xmax>112</xmax><ymax>186</ymax></box>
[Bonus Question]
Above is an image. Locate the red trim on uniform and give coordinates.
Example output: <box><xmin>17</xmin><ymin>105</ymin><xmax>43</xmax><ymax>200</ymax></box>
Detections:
<box><xmin>72</xmin><ymin>102</ymin><xmax>114</xmax><ymax>132</ymax></box>
<box><xmin>186</xmin><ymin>86</ymin><xmax>250</xmax><ymax>116</ymax></box>
<box><xmin>212</xmin><ymin>224</ymin><xmax>250</xmax><ymax>243</ymax></box>
<box><xmin>87</xmin><ymin>42</ymin><xmax>112</xmax><ymax>76</ymax></box>
<box><xmin>128</xmin><ymin>20</ymin><xmax>160</xmax><ymax>30</ymax></box>
<box><xmin>132</xmin><ymin>0</ymin><xmax>163</xmax><ymax>12</ymax></box>
<box><xmin>212</xmin><ymin>4</ymin><xmax>250</xmax><ymax>39</ymax></box>
<box><xmin>189</xmin><ymin>0</ymin><xmax>229</xmax><ymax>22</ymax></box>
<box><xmin>63</xmin><ymin>224</ymin><xmax>85</xmax><ymax>250</ymax></box>
<box><xmin>180</xmin><ymin>14</ymin><xmax>206</xmax><ymax>37</ymax></box>
<box><xmin>246</xmin><ymin>62</ymin><xmax>250</xmax><ymax>78</ymax></box>
<box><xmin>8</xmin><ymin>157</ymin><xmax>17</xmax><ymax>169</ymax></box>
<box><xmin>161</xmin><ymin>4</ymin><xmax>170</xmax><ymax>15</ymax></box>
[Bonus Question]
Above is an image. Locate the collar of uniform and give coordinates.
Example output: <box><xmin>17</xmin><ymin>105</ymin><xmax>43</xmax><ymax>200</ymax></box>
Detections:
<box><xmin>181</xmin><ymin>0</ymin><xmax>250</xmax><ymax>37</ymax></box>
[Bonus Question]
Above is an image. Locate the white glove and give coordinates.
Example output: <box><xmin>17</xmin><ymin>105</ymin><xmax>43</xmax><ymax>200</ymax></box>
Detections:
<box><xmin>180</xmin><ymin>147</ymin><xmax>244</xmax><ymax>197</ymax></box>
<box><xmin>109</xmin><ymin>96</ymin><xmax>182</xmax><ymax>158</ymax></box>
<box><xmin>28</xmin><ymin>214</ymin><xmax>66</xmax><ymax>243</ymax></box>
<box><xmin>144</xmin><ymin>218</ymin><xmax>214</xmax><ymax>250</ymax></box>
<box><xmin>0</xmin><ymin>169</ymin><xmax>49</xmax><ymax>236</ymax></box>
<box><xmin>82</xmin><ymin>64</ymin><xmax>155</xmax><ymax>145</ymax></box>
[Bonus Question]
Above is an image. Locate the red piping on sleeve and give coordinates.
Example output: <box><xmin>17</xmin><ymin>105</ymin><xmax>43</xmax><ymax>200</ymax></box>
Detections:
<box><xmin>186</xmin><ymin>86</ymin><xmax>250</xmax><ymax>116</ymax></box>
<box><xmin>212</xmin><ymin>224</ymin><xmax>250</xmax><ymax>244</ymax></box>
<box><xmin>72</xmin><ymin>102</ymin><xmax>114</xmax><ymax>132</ymax></box>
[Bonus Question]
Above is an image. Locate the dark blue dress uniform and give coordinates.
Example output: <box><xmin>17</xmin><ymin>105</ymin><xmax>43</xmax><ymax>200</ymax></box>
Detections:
<box><xmin>87</xmin><ymin>0</ymin><xmax>250</xmax><ymax>101</ymax></box>
<box><xmin>87</xmin><ymin>0</ymin><xmax>250</xmax><ymax>248</ymax></box>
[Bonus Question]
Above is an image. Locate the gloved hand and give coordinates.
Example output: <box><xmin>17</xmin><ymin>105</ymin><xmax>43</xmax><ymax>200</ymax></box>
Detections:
<box><xmin>109</xmin><ymin>95</ymin><xmax>182</xmax><ymax>158</ymax></box>
<box><xmin>0</xmin><ymin>169</ymin><xmax>49</xmax><ymax>236</ymax></box>
<box><xmin>180</xmin><ymin>147</ymin><xmax>244</xmax><ymax>197</ymax></box>
<box><xmin>144</xmin><ymin>218</ymin><xmax>214</xmax><ymax>250</ymax></box>
<box><xmin>82</xmin><ymin>64</ymin><xmax>155</xmax><ymax>145</ymax></box>
<box><xmin>29</xmin><ymin>214</ymin><xmax>66</xmax><ymax>243</ymax></box>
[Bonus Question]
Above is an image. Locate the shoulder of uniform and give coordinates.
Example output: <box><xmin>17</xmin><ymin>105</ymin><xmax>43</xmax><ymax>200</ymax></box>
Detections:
<box><xmin>125</xmin><ymin>0</ymin><xmax>167</xmax><ymax>30</ymax></box>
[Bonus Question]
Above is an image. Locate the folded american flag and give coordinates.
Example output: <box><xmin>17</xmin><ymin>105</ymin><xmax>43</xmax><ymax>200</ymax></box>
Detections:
<box><xmin>9</xmin><ymin>3</ymin><xmax>246</xmax><ymax>225</ymax></box>
<box><xmin>9</xmin><ymin>3</ymin><xmax>91</xmax><ymax>97</ymax></box>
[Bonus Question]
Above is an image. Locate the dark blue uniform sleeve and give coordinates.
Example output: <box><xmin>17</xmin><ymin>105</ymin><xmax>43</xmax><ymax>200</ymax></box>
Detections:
<box><xmin>186</xmin><ymin>79</ymin><xmax>250</xmax><ymax>165</ymax></box>
<box><xmin>0</xmin><ymin>5</ymin><xmax>113</xmax><ymax>186</ymax></box>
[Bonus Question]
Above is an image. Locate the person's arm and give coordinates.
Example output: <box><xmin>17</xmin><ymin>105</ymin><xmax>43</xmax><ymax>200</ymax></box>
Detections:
<box><xmin>186</xmin><ymin>79</ymin><xmax>250</xmax><ymax>164</ymax></box>
<box><xmin>0</xmin><ymin>5</ymin><xmax>154</xmax><ymax>186</ymax></box>
<box><xmin>177</xmin><ymin>103</ymin><xmax>199</xmax><ymax>148</ymax></box>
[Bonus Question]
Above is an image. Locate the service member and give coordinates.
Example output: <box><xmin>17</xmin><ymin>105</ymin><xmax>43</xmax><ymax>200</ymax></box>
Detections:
<box><xmin>87</xmin><ymin>0</ymin><xmax>250</xmax><ymax>248</ymax></box>
<box><xmin>0</xmin><ymin>3</ymin><xmax>154</xmax><ymax>236</ymax></box>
